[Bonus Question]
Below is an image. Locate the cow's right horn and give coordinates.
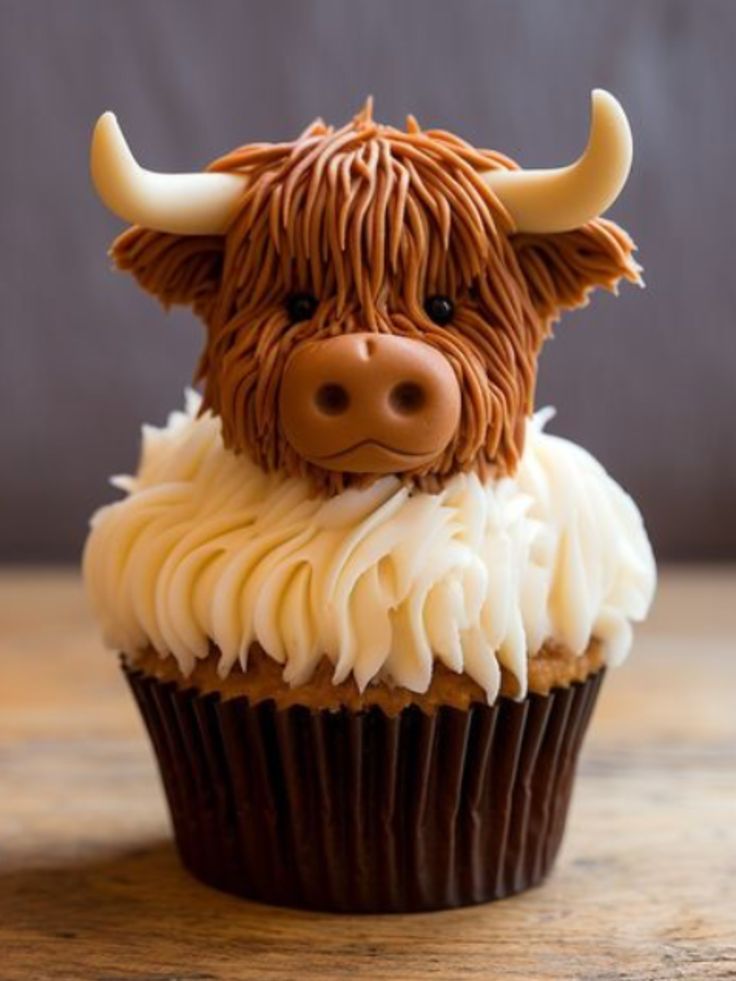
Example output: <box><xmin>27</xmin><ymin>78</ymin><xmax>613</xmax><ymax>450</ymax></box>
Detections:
<box><xmin>90</xmin><ymin>112</ymin><xmax>246</xmax><ymax>235</ymax></box>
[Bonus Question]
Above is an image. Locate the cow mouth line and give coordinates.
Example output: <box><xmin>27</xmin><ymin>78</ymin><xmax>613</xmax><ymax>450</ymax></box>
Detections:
<box><xmin>314</xmin><ymin>439</ymin><xmax>437</xmax><ymax>463</ymax></box>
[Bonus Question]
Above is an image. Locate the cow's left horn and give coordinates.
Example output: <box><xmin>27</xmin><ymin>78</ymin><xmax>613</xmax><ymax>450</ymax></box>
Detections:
<box><xmin>90</xmin><ymin>112</ymin><xmax>246</xmax><ymax>235</ymax></box>
<box><xmin>483</xmin><ymin>90</ymin><xmax>632</xmax><ymax>233</ymax></box>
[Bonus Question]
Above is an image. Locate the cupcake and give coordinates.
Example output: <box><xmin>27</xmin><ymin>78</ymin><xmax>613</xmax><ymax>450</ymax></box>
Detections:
<box><xmin>84</xmin><ymin>92</ymin><xmax>655</xmax><ymax>912</ymax></box>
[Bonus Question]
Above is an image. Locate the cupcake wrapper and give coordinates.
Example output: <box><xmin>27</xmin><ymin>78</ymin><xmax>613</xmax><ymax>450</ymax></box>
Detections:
<box><xmin>124</xmin><ymin>663</ymin><xmax>605</xmax><ymax>913</ymax></box>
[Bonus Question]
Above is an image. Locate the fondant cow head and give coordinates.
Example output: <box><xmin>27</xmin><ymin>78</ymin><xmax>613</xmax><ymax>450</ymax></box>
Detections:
<box><xmin>92</xmin><ymin>92</ymin><xmax>639</xmax><ymax>494</ymax></box>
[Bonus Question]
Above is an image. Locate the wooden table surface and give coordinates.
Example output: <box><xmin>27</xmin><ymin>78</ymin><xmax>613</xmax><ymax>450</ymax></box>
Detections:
<box><xmin>1</xmin><ymin>566</ymin><xmax>735</xmax><ymax>980</ymax></box>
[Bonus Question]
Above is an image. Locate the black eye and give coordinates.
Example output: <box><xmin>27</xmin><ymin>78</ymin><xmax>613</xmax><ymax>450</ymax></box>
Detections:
<box><xmin>424</xmin><ymin>295</ymin><xmax>454</xmax><ymax>326</ymax></box>
<box><xmin>286</xmin><ymin>293</ymin><xmax>318</xmax><ymax>323</ymax></box>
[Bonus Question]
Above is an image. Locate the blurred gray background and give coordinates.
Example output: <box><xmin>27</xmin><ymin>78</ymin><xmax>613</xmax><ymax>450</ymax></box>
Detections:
<box><xmin>1</xmin><ymin>0</ymin><xmax>734</xmax><ymax>562</ymax></box>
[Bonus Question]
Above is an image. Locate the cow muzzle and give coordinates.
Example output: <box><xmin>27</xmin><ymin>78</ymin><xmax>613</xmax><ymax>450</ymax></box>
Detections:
<box><xmin>279</xmin><ymin>333</ymin><xmax>461</xmax><ymax>475</ymax></box>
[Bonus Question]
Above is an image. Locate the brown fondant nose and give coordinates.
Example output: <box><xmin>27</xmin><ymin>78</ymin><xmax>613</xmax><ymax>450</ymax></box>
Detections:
<box><xmin>279</xmin><ymin>333</ymin><xmax>461</xmax><ymax>474</ymax></box>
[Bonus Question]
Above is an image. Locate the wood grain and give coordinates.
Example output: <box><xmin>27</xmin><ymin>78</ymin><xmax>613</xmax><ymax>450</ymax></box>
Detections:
<box><xmin>1</xmin><ymin>566</ymin><xmax>735</xmax><ymax>980</ymax></box>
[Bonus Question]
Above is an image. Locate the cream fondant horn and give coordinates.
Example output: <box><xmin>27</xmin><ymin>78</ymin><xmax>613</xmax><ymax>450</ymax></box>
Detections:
<box><xmin>484</xmin><ymin>89</ymin><xmax>632</xmax><ymax>233</ymax></box>
<box><xmin>90</xmin><ymin>112</ymin><xmax>246</xmax><ymax>234</ymax></box>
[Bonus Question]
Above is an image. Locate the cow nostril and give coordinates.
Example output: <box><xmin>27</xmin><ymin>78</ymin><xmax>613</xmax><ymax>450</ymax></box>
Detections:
<box><xmin>315</xmin><ymin>383</ymin><xmax>350</xmax><ymax>416</ymax></box>
<box><xmin>389</xmin><ymin>381</ymin><xmax>426</xmax><ymax>415</ymax></box>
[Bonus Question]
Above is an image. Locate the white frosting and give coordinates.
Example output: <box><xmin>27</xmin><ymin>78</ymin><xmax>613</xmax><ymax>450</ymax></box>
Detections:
<box><xmin>83</xmin><ymin>392</ymin><xmax>655</xmax><ymax>703</ymax></box>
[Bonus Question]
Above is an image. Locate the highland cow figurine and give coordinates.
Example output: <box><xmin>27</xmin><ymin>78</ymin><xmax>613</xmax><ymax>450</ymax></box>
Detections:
<box><xmin>91</xmin><ymin>92</ymin><xmax>638</xmax><ymax>493</ymax></box>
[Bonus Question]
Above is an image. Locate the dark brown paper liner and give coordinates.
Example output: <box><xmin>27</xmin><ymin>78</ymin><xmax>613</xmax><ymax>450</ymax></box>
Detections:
<box><xmin>123</xmin><ymin>662</ymin><xmax>605</xmax><ymax>912</ymax></box>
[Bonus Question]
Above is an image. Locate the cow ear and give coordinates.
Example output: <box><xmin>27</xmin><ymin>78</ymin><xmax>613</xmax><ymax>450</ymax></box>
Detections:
<box><xmin>110</xmin><ymin>226</ymin><xmax>224</xmax><ymax>318</ymax></box>
<box><xmin>511</xmin><ymin>218</ymin><xmax>641</xmax><ymax>325</ymax></box>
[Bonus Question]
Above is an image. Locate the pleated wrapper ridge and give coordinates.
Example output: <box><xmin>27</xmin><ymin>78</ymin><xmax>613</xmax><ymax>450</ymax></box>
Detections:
<box><xmin>124</xmin><ymin>661</ymin><xmax>604</xmax><ymax>912</ymax></box>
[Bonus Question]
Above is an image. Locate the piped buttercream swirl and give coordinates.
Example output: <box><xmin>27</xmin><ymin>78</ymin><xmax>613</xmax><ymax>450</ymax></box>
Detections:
<box><xmin>83</xmin><ymin>392</ymin><xmax>655</xmax><ymax>702</ymax></box>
